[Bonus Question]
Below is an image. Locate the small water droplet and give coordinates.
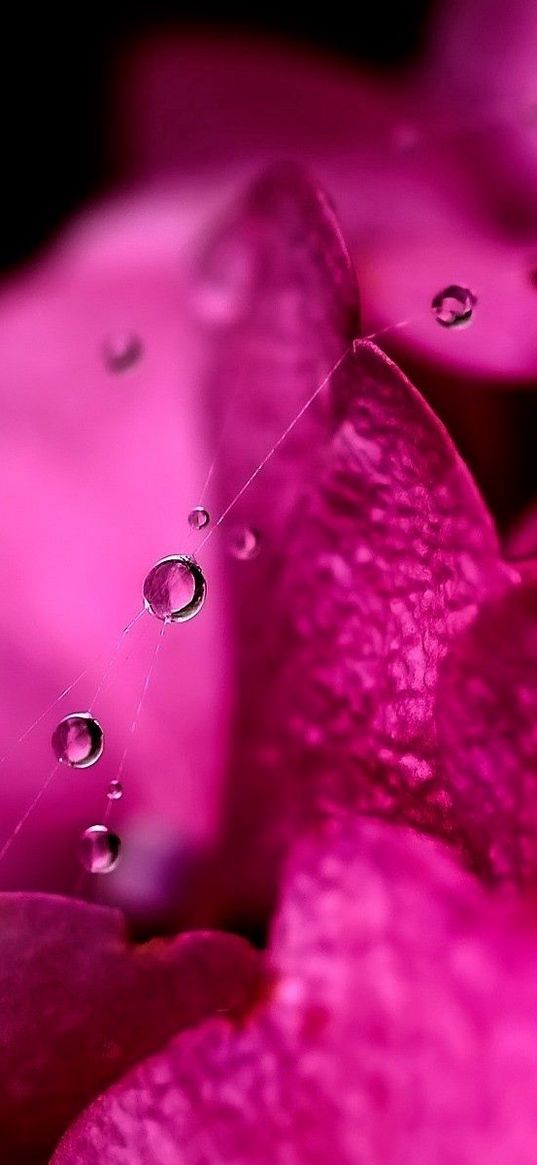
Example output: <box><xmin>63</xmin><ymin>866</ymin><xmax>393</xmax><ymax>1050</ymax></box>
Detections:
<box><xmin>228</xmin><ymin>525</ymin><xmax>261</xmax><ymax>561</ymax></box>
<box><xmin>188</xmin><ymin>506</ymin><xmax>210</xmax><ymax>531</ymax></box>
<box><xmin>431</xmin><ymin>285</ymin><xmax>476</xmax><ymax>328</ymax></box>
<box><xmin>143</xmin><ymin>554</ymin><xmax>207</xmax><ymax>622</ymax></box>
<box><xmin>102</xmin><ymin>331</ymin><xmax>143</xmax><ymax>373</ymax></box>
<box><xmin>107</xmin><ymin>779</ymin><xmax>123</xmax><ymax>801</ymax></box>
<box><xmin>52</xmin><ymin>713</ymin><xmax>103</xmax><ymax>769</ymax></box>
<box><xmin>79</xmin><ymin>824</ymin><xmax>121</xmax><ymax>874</ymax></box>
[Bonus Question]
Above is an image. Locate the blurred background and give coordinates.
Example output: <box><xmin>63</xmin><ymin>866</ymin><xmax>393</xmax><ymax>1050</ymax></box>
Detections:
<box><xmin>1</xmin><ymin>1</ymin><xmax>433</xmax><ymax>271</ymax></box>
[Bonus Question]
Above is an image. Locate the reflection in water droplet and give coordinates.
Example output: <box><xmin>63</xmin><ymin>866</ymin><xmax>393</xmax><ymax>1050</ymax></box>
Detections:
<box><xmin>143</xmin><ymin>555</ymin><xmax>207</xmax><ymax>622</ymax></box>
<box><xmin>79</xmin><ymin>824</ymin><xmax>121</xmax><ymax>873</ymax></box>
<box><xmin>107</xmin><ymin>779</ymin><xmax>123</xmax><ymax>801</ymax></box>
<box><xmin>102</xmin><ymin>332</ymin><xmax>143</xmax><ymax>373</ymax></box>
<box><xmin>432</xmin><ymin>286</ymin><xmax>476</xmax><ymax>328</ymax></box>
<box><xmin>228</xmin><ymin>525</ymin><xmax>261</xmax><ymax>561</ymax></box>
<box><xmin>52</xmin><ymin>713</ymin><xmax>103</xmax><ymax>769</ymax></box>
<box><xmin>188</xmin><ymin>506</ymin><xmax>210</xmax><ymax>531</ymax></box>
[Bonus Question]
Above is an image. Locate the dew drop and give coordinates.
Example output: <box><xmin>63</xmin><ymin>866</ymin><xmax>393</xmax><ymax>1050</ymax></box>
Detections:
<box><xmin>431</xmin><ymin>285</ymin><xmax>476</xmax><ymax>328</ymax></box>
<box><xmin>79</xmin><ymin>824</ymin><xmax>121</xmax><ymax>874</ymax></box>
<box><xmin>188</xmin><ymin>506</ymin><xmax>210</xmax><ymax>531</ymax></box>
<box><xmin>228</xmin><ymin>525</ymin><xmax>261</xmax><ymax>561</ymax></box>
<box><xmin>102</xmin><ymin>331</ymin><xmax>143</xmax><ymax>373</ymax></box>
<box><xmin>107</xmin><ymin>779</ymin><xmax>123</xmax><ymax>801</ymax></box>
<box><xmin>143</xmin><ymin>554</ymin><xmax>207</xmax><ymax>622</ymax></box>
<box><xmin>52</xmin><ymin>713</ymin><xmax>103</xmax><ymax>769</ymax></box>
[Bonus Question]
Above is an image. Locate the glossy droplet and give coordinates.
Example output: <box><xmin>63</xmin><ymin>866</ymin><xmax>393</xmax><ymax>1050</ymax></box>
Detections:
<box><xmin>188</xmin><ymin>506</ymin><xmax>210</xmax><ymax>531</ymax></box>
<box><xmin>143</xmin><ymin>554</ymin><xmax>207</xmax><ymax>622</ymax></box>
<box><xmin>432</xmin><ymin>285</ymin><xmax>476</xmax><ymax>328</ymax></box>
<box><xmin>52</xmin><ymin>713</ymin><xmax>103</xmax><ymax>769</ymax></box>
<box><xmin>107</xmin><ymin>779</ymin><xmax>123</xmax><ymax>801</ymax></box>
<box><xmin>102</xmin><ymin>331</ymin><xmax>143</xmax><ymax>373</ymax></box>
<box><xmin>79</xmin><ymin>824</ymin><xmax>121</xmax><ymax>874</ymax></box>
<box><xmin>228</xmin><ymin>525</ymin><xmax>261</xmax><ymax>561</ymax></box>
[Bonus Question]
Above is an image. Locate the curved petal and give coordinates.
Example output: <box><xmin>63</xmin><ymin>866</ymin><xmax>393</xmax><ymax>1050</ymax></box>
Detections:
<box><xmin>436</xmin><ymin>580</ymin><xmax>537</xmax><ymax>883</ymax></box>
<box><xmin>53</xmin><ymin>817</ymin><xmax>537</xmax><ymax>1164</ymax></box>
<box><xmin>226</xmin><ymin>341</ymin><xmax>512</xmax><ymax>914</ymax></box>
<box><xmin>0</xmin><ymin>892</ymin><xmax>258</xmax><ymax>1163</ymax></box>
<box><xmin>196</xmin><ymin>163</ymin><xmax>360</xmax><ymax>922</ymax></box>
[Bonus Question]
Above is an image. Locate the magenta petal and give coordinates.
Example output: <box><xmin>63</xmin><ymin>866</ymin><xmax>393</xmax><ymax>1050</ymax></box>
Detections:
<box><xmin>53</xmin><ymin>818</ymin><xmax>537</xmax><ymax>1164</ymax></box>
<box><xmin>249</xmin><ymin>341</ymin><xmax>512</xmax><ymax>848</ymax></box>
<box><xmin>436</xmin><ymin>580</ymin><xmax>537</xmax><ymax>883</ymax></box>
<box><xmin>199</xmin><ymin>164</ymin><xmax>360</xmax><ymax>919</ymax></box>
<box><xmin>0</xmin><ymin>892</ymin><xmax>258</xmax><ymax>1162</ymax></box>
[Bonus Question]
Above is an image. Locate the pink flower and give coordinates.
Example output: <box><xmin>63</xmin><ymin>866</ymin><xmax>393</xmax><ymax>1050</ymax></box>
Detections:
<box><xmin>3</xmin><ymin>9</ymin><xmax>537</xmax><ymax>1161</ymax></box>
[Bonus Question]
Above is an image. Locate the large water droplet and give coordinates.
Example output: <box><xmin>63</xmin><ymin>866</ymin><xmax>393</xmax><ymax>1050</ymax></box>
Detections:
<box><xmin>79</xmin><ymin>824</ymin><xmax>121</xmax><ymax>874</ymax></box>
<box><xmin>102</xmin><ymin>331</ymin><xmax>143</xmax><ymax>373</ymax></box>
<box><xmin>52</xmin><ymin>713</ymin><xmax>103</xmax><ymax>768</ymax></box>
<box><xmin>143</xmin><ymin>554</ymin><xmax>207</xmax><ymax>622</ymax></box>
<box><xmin>228</xmin><ymin>525</ymin><xmax>261</xmax><ymax>561</ymax></box>
<box><xmin>432</xmin><ymin>285</ymin><xmax>476</xmax><ymax>328</ymax></box>
<box><xmin>107</xmin><ymin>779</ymin><xmax>123</xmax><ymax>801</ymax></box>
<box><xmin>188</xmin><ymin>506</ymin><xmax>210</xmax><ymax>531</ymax></box>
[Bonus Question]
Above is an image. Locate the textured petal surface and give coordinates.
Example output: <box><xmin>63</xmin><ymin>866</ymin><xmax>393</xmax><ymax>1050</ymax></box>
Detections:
<box><xmin>54</xmin><ymin>818</ymin><xmax>537</xmax><ymax>1164</ymax></box>
<box><xmin>240</xmin><ymin>341</ymin><xmax>512</xmax><ymax>880</ymax></box>
<box><xmin>436</xmin><ymin>580</ymin><xmax>537</xmax><ymax>883</ymax></box>
<box><xmin>0</xmin><ymin>892</ymin><xmax>258</xmax><ymax>1163</ymax></box>
<box><xmin>196</xmin><ymin>164</ymin><xmax>360</xmax><ymax>921</ymax></box>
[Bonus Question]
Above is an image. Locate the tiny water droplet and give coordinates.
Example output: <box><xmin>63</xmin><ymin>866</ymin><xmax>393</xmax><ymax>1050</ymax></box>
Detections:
<box><xmin>188</xmin><ymin>506</ymin><xmax>210</xmax><ymax>531</ymax></box>
<box><xmin>107</xmin><ymin>779</ymin><xmax>123</xmax><ymax>801</ymax></box>
<box><xmin>143</xmin><ymin>554</ymin><xmax>207</xmax><ymax>622</ymax></box>
<box><xmin>79</xmin><ymin>824</ymin><xmax>121</xmax><ymax>874</ymax></box>
<box><xmin>432</xmin><ymin>285</ymin><xmax>476</xmax><ymax>328</ymax></box>
<box><xmin>228</xmin><ymin>525</ymin><xmax>261</xmax><ymax>561</ymax></box>
<box><xmin>102</xmin><ymin>331</ymin><xmax>143</xmax><ymax>373</ymax></box>
<box><xmin>52</xmin><ymin>713</ymin><xmax>103</xmax><ymax>769</ymax></box>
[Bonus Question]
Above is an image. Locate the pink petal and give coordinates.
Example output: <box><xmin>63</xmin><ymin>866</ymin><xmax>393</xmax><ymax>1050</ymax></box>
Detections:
<box><xmin>0</xmin><ymin>892</ymin><xmax>258</xmax><ymax>1163</ymax></box>
<box><xmin>436</xmin><ymin>580</ymin><xmax>537</xmax><ymax>883</ymax></box>
<box><xmin>53</xmin><ymin>817</ymin><xmax>537</xmax><ymax>1164</ymax></box>
<box><xmin>196</xmin><ymin>163</ymin><xmax>359</xmax><ymax>922</ymax></box>
<box><xmin>112</xmin><ymin>28</ymin><xmax>537</xmax><ymax>386</ymax></box>
<box><xmin>0</xmin><ymin>193</ymin><xmax>229</xmax><ymax>922</ymax></box>
<box><xmin>234</xmin><ymin>341</ymin><xmax>512</xmax><ymax>889</ymax></box>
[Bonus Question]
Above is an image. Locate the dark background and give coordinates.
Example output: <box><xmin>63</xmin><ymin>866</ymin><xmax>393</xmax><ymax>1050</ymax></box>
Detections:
<box><xmin>0</xmin><ymin>3</ymin><xmax>433</xmax><ymax>273</ymax></box>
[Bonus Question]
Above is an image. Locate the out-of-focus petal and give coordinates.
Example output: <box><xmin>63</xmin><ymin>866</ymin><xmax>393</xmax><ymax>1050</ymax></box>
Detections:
<box><xmin>0</xmin><ymin>892</ymin><xmax>258</xmax><ymax>1163</ymax></box>
<box><xmin>53</xmin><ymin>817</ymin><xmax>537</xmax><ymax>1164</ymax></box>
<box><xmin>505</xmin><ymin>498</ymin><xmax>537</xmax><ymax>561</ymax></box>
<box><xmin>0</xmin><ymin>191</ymin><xmax>230</xmax><ymax>923</ymax></box>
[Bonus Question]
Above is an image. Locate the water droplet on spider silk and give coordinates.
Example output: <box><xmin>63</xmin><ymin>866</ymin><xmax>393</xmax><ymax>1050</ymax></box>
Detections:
<box><xmin>79</xmin><ymin>824</ymin><xmax>121</xmax><ymax>874</ymax></box>
<box><xmin>52</xmin><ymin>713</ymin><xmax>103</xmax><ymax>768</ymax></box>
<box><xmin>102</xmin><ymin>331</ymin><xmax>143</xmax><ymax>373</ymax></box>
<box><xmin>228</xmin><ymin>525</ymin><xmax>261</xmax><ymax>561</ymax></box>
<box><xmin>143</xmin><ymin>554</ymin><xmax>207</xmax><ymax>622</ymax></box>
<box><xmin>188</xmin><ymin>506</ymin><xmax>210</xmax><ymax>531</ymax></box>
<box><xmin>431</xmin><ymin>286</ymin><xmax>476</xmax><ymax>328</ymax></box>
<box><xmin>107</xmin><ymin>779</ymin><xmax>123</xmax><ymax>801</ymax></box>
